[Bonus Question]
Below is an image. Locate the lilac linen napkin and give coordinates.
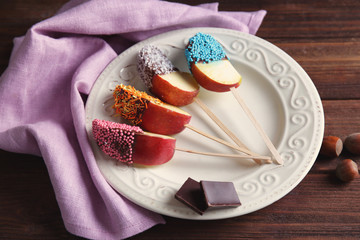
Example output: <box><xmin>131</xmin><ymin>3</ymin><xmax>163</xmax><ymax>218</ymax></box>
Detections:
<box><xmin>0</xmin><ymin>0</ymin><xmax>266</xmax><ymax>239</ymax></box>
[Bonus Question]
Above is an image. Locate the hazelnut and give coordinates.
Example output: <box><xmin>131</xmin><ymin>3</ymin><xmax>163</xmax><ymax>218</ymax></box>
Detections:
<box><xmin>320</xmin><ymin>136</ymin><xmax>343</xmax><ymax>157</ymax></box>
<box><xmin>335</xmin><ymin>159</ymin><xmax>359</xmax><ymax>182</ymax></box>
<box><xmin>344</xmin><ymin>133</ymin><xmax>360</xmax><ymax>155</ymax></box>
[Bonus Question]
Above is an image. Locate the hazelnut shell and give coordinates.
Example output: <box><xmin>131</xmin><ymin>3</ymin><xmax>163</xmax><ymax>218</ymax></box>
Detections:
<box><xmin>335</xmin><ymin>159</ymin><xmax>359</xmax><ymax>182</ymax></box>
<box><xmin>344</xmin><ymin>133</ymin><xmax>360</xmax><ymax>155</ymax></box>
<box><xmin>320</xmin><ymin>136</ymin><xmax>343</xmax><ymax>157</ymax></box>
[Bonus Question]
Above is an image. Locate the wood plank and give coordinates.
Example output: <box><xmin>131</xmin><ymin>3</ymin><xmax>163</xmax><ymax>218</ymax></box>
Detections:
<box><xmin>0</xmin><ymin>151</ymin><xmax>79</xmax><ymax>239</ymax></box>
<box><xmin>322</xmin><ymin>99</ymin><xmax>360</xmax><ymax>137</ymax></box>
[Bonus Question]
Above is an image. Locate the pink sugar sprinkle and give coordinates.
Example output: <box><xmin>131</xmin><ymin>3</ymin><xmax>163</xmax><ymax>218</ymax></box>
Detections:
<box><xmin>92</xmin><ymin>119</ymin><xmax>143</xmax><ymax>164</ymax></box>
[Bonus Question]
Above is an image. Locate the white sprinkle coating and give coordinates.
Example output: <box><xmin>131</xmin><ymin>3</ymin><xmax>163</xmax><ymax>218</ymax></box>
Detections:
<box><xmin>137</xmin><ymin>45</ymin><xmax>175</xmax><ymax>89</ymax></box>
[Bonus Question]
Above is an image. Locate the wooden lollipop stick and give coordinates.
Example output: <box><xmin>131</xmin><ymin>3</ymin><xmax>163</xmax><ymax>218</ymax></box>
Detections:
<box><xmin>175</xmin><ymin>147</ymin><xmax>272</xmax><ymax>162</ymax></box>
<box><xmin>193</xmin><ymin>97</ymin><xmax>264</xmax><ymax>165</ymax></box>
<box><xmin>230</xmin><ymin>87</ymin><xmax>283</xmax><ymax>165</ymax></box>
<box><xmin>184</xmin><ymin>124</ymin><xmax>272</xmax><ymax>164</ymax></box>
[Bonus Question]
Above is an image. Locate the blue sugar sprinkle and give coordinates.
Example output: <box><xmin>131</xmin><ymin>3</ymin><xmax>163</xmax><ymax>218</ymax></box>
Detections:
<box><xmin>185</xmin><ymin>32</ymin><xmax>226</xmax><ymax>70</ymax></box>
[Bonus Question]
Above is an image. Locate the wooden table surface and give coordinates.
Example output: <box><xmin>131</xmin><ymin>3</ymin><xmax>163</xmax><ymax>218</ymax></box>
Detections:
<box><xmin>1</xmin><ymin>0</ymin><xmax>360</xmax><ymax>239</ymax></box>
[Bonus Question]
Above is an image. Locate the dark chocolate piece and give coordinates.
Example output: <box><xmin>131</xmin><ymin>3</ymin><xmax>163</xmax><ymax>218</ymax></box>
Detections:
<box><xmin>175</xmin><ymin>178</ymin><xmax>208</xmax><ymax>215</ymax></box>
<box><xmin>200</xmin><ymin>180</ymin><xmax>241</xmax><ymax>208</ymax></box>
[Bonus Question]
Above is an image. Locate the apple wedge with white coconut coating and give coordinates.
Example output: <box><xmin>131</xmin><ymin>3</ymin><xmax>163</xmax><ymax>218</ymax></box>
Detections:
<box><xmin>137</xmin><ymin>45</ymin><xmax>199</xmax><ymax>106</ymax></box>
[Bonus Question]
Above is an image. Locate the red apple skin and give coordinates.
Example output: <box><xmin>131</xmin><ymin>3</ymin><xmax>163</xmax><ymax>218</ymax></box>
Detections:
<box><xmin>132</xmin><ymin>133</ymin><xmax>176</xmax><ymax>166</ymax></box>
<box><xmin>190</xmin><ymin>62</ymin><xmax>241</xmax><ymax>92</ymax></box>
<box><xmin>151</xmin><ymin>72</ymin><xmax>200</xmax><ymax>107</ymax></box>
<box><xmin>140</xmin><ymin>102</ymin><xmax>191</xmax><ymax>135</ymax></box>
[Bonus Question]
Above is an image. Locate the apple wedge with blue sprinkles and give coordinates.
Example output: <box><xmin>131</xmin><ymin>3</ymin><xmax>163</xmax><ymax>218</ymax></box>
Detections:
<box><xmin>185</xmin><ymin>32</ymin><xmax>283</xmax><ymax>165</ymax></box>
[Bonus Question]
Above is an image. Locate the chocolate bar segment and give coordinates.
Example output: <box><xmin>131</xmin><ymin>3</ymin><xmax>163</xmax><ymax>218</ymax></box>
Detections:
<box><xmin>200</xmin><ymin>180</ymin><xmax>241</xmax><ymax>208</ymax></box>
<box><xmin>175</xmin><ymin>178</ymin><xmax>208</xmax><ymax>215</ymax></box>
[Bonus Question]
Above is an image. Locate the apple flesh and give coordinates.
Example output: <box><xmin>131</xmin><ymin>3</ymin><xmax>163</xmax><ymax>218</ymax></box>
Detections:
<box><xmin>151</xmin><ymin>71</ymin><xmax>200</xmax><ymax>106</ymax></box>
<box><xmin>191</xmin><ymin>59</ymin><xmax>242</xmax><ymax>92</ymax></box>
<box><xmin>140</xmin><ymin>101</ymin><xmax>191</xmax><ymax>135</ymax></box>
<box><xmin>133</xmin><ymin>132</ymin><xmax>176</xmax><ymax>166</ymax></box>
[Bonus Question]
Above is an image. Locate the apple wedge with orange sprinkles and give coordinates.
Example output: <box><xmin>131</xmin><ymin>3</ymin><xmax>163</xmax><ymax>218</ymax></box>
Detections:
<box><xmin>113</xmin><ymin>84</ymin><xmax>191</xmax><ymax>135</ymax></box>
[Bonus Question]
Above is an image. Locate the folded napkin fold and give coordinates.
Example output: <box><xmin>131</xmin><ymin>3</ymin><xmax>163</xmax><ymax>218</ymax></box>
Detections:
<box><xmin>0</xmin><ymin>0</ymin><xmax>266</xmax><ymax>239</ymax></box>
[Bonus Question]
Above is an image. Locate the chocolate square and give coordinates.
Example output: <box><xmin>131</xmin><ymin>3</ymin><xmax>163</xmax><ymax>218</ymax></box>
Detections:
<box><xmin>175</xmin><ymin>178</ymin><xmax>208</xmax><ymax>215</ymax></box>
<box><xmin>200</xmin><ymin>180</ymin><xmax>241</xmax><ymax>208</ymax></box>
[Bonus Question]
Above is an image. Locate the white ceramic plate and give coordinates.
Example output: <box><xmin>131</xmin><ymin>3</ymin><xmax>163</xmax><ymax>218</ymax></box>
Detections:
<box><xmin>85</xmin><ymin>27</ymin><xmax>324</xmax><ymax>220</ymax></box>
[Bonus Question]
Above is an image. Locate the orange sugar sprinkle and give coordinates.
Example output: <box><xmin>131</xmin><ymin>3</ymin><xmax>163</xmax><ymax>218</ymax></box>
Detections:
<box><xmin>112</xmin><ymin>84</ymin><xmax>163</xmax><ymax>125</ymax></box>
